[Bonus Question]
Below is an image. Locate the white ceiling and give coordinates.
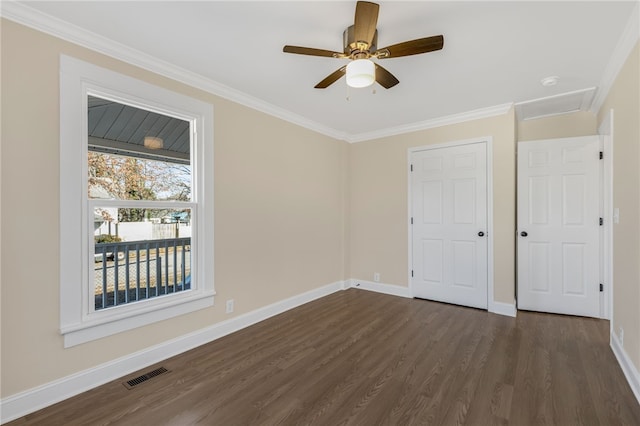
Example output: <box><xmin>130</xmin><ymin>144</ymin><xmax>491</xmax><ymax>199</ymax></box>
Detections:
<box><xmin>4</xmin><ymin>1</ymin><xmax>638</xmax><ymax>141</ymax></box>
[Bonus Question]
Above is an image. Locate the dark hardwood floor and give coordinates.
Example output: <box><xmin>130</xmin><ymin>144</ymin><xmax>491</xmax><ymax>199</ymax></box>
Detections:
<box><xmin>9</xmin><ymin>289</ymin><xmax>640</xmax><ymax>425</ymax></box>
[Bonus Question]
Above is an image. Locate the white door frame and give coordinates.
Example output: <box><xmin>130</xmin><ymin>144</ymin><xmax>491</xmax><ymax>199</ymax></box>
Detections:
<box><xmin>515</xmin><ymin>132</ymin><xmax>611</xmax><ymax>320</ymax></box>
<box><xmin>516</xmin><ymin>136</ymin><xmax>601</xmax><ymax>317</ymax></box>
<box><xmin>599</xmin><ymin>109</ymin><xmax>614</xmax><ymax>321</ymax></box>
<box><xmin>407</xmin><ymin>137</ymin><xmax>494</xmax><ymax>311</ymax></box>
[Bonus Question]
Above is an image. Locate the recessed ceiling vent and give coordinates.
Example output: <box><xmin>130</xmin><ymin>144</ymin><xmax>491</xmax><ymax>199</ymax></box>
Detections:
<box><xmin>123</xmin><ymin>366</ymin><xmax>169</xmax><ymax>389</ymax></box>
<box><xmin>515</xmin><ymin>87</ymin><xmax>596</xmax><ymax>121</ymax></box>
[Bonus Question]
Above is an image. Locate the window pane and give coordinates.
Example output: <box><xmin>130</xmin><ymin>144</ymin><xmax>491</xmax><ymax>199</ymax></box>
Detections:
<box><xmin>88</xmin><ymin>152</ymin><xmax>192</xmax><ymax>202</ymax></box>
<box><xmin>93</xmin><ymin>207</ymin><xmax>192</xmax><ymax>311</ymax></box>
<box><xmin>87</xmin><ymin>95</ymin><xmax>191</xmax><ymax>202</ymax></box>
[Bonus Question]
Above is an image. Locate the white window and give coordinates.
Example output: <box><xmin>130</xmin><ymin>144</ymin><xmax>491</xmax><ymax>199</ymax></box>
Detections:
<box><xmin>60</xmin><ymin>56</ymin><xmax>214</xmax><ymax>348</ymax></box>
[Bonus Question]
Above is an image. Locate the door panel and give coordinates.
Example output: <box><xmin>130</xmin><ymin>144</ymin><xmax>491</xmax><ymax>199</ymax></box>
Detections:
<box><xmin>422</xmin><ymin>181</ymin><xmax>443</xmax><ymax>223</ymax></box>
<box><xmin>517</xmin><ymin>136</ymin><xmax>600</xmax><ymax>317</ymax></box>
<box><xmin>452</xmin><ymin>241</ymin><xmax>475</xmax><ymax>287</ymax></box>
<box><xmin>529</xmin><ymin>242</ymin><xmax>550</xmax><ymax>293</ymax></box>
<box><xmin>453</xmin><ymin>179</ymin><xmax>476</xmax><ymax>224</ymax></box>
<box><xmin>411</xmin><ymin>142</ymin><xmax>488</xmax><ymax>309</ymax></box>
<box><xmin>529</xmin><ymin>177</ymin><xmax>549</xmax><ymax>224</ymax></box>
<box><xmin>422</xmin><ymin>239</ymin><xmax>443</xmax><ymax>284</ymax></box>
<box><xmin>562</xmin><ymin>243</ymin><xmax>586</xmax><ymax>295</ymax></box>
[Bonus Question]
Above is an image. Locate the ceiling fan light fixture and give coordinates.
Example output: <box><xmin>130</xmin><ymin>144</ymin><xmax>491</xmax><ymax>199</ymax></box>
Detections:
<box><xmin>144</xmin><ymin>136</ymin><xmax>163</xmax><ymax>150</ymax></box>
<box><xmin>346</xmin><ymin>59</ymin><xmax>375</xmax><ymax>88</ymax></box>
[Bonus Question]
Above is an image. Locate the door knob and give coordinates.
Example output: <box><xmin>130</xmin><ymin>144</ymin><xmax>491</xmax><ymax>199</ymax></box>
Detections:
<box><xmin>520</xmin><ymin>231</ymin><xmax>528</xmax><ymax>237</ymax></box>
<box><xmin>478</xmin><ymin>231</ymin><xmax>485</xmax><ymax>237</ymax></box>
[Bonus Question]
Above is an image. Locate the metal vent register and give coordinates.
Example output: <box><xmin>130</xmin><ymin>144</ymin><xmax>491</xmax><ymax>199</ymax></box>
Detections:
<box><xmin>123</xmin><ymin>367</ymin><xmax>169</xmax><ymax>389</ymax></box>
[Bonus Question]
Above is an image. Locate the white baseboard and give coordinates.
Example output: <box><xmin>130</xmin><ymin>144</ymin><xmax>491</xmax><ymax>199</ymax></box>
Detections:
<box><xmin>348</xmin><ymin>279</ymin><xmax>516</xmax><ymax>318</ymax></box>
<box><xmin>0</xmin><ymin>281</ymin><xmax>345</xmax><ymax>424</ymax></box>
<box><xmin>611</xmin><ymin>331</ymin><xmax>640</xmax><ymax>405</ymax></box>
<box><xmin>347</xmin><ymin>279</ymin><xmax>412</xmax><ymax>298</ymax></box>
<box><xmin>489</xmin><ymin>300</ymin><xmax>517</xmax><ymax>317</ymax></box>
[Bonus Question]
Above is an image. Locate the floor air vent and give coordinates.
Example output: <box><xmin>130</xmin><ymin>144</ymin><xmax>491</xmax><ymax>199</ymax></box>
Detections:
<box><xmin>123</xmin><ymin>366</ymin><xmax>169</xmax><ymax>389</ymax></box>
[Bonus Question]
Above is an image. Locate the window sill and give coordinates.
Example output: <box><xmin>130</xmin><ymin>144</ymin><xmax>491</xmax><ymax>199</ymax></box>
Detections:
<box><xmin>62</xmin><ymin>292</ymin><xmax>215</xmax><ymax>348</ymax></box>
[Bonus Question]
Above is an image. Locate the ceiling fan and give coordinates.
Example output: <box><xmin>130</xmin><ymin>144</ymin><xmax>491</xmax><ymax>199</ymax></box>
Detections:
<box><xmin>283</xmin><ymin>1</ymin><xmax>444</xmax><ymax>89</ymax></box>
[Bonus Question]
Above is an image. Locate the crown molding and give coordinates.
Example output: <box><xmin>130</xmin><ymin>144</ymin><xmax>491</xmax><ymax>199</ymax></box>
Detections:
<box><xmin>591</xmin><ymin>1</ymin><xmax>640</xmax><ymax>114</ymax></box>
<box><xmin>0</xmin><ymin>2</ymin><xmax>515</xmax><ymax>144</ymax></box>
<box><xmin>0</xmin><ymin>1</ymin><xmax>347</xmax><ymax>141</ymax></box>
<box><xmin>346</xmin><ymin>103</ymin><xmax>514</xmax><ymax>143</ymax></box>
<box><xmin>1</xmin><ymin>1</ymin><xmax>635</xmax><ymax>143</ymax></box>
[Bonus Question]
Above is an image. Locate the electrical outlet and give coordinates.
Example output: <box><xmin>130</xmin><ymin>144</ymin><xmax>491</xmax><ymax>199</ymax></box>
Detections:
<box><xmin>619</xmin><ymin>327</ymin><xmax>624</xmax><ymax>345</ymax></box>
<box><xmin>373</xmin><ymin>272</ymin><xmax>380</xmax><ymax>282</ymax></box>
<box><xmin>226</xmin><ymin>299</ymin><xmax>234</xmax><ymax>314</ymax></box>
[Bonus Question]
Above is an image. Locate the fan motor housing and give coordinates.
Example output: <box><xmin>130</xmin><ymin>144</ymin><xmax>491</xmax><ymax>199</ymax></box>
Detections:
<box><xmin>343</xmin><ymin>25</ymin><xmax>378</xmax><ymax>57</ymax></box>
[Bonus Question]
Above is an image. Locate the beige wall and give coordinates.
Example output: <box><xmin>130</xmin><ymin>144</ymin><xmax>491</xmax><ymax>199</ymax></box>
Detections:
<box><xmin>349</xmin><ymin>111</ymin><xmax>517</xmax><ymax>304</ymax></box>
<box><xmin>517</xmin><ymin>111</ymin><xmax>597</xmax><ymax>141</ymax></box>
<box><xmin>0</xmin><ymin>20</ymin><xmax>348</xmax><ymax>397</ymax></box>
<box><xmin>597</xmin><ymin>41</ymin><xmax>640</xmax><ymax>372</ymax></box>
<box><xmin>2</xmin><ymin>15</ymin><xmax>637</xmax><ymax>406</ymax></box>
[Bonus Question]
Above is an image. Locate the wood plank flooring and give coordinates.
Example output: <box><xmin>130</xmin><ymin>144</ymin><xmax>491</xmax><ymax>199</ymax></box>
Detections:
<box><xmin>9</xmin><ymin>289</ymin><xmax>640</xmax><ymax>425</ymax></box>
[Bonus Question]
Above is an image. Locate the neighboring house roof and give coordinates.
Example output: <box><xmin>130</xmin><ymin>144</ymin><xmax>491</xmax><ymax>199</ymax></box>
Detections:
<box><xmin>89</xmin><ymin>184</ymin><xmax>112</xmax><ymax>200</ymax></box>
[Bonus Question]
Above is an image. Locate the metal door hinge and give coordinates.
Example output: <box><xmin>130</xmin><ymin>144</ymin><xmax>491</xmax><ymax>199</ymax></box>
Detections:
<box><xmin>410</xmin><ymin>164</ymin><xmax>413</xmax><ymax>172</ymax></box>
<box><xmin>411</xmin><ymin>270</ymin><xmax>414</xmax><ymax>277</ymax></box>
<box><xmin>599</xmin><ymin>217</ymin><xmax>603</xmax><ymax>226</ymax></box>
<box><xmin>599</xmin><ymin>151</ymin><xmax>603</xmax><ymax>160</ymax></box>
<box><xmin>411</xmin><ymin>217</ymin><xmax>413</xmax><ymax>225</ymax></box>
<box><xmin>600</xmin><ymin>283</ymin><xmax>604</xmax><ymax>292</ymax></box>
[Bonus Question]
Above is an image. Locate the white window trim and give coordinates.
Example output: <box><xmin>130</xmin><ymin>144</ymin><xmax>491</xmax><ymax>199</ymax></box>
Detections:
<box><xmin>60</xmin><ymin>55</ymin><xmax>214</xmax><ymax>348</ymax></box>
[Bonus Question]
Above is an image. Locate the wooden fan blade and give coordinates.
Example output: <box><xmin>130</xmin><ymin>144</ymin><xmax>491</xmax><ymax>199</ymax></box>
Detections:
<box><xmin>375</xmin><ymin>63</ymin><xmax>399</xmax><ymax>89</ymax></box>
<box><xmin>377</xmin><ymin>35</ymin><xmax>444</xmax><ymax>59</ymax></box>
<box><xmin>283</xmin><ymin>45</ymin><xmax>344</xmax><ymax>58</ymax></box>
<box><xmin>315</xmin><ymin>67</ymin><xmax>347</xmax><ymax>89</ymax></box>
<box><xmin>354</xmin><ymin>1</ymin><xmax>379</xmax><ymax>47</ymax></box>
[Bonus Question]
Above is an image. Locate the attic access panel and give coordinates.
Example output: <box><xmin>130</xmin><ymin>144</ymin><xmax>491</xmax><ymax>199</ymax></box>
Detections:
<box><xmin>514</xmin><ymin>88</ymin><xmax>596</xmax><ymax>121</ymax></box>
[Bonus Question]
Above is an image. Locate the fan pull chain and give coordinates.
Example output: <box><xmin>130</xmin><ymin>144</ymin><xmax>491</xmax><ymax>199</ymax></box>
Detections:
<box><xmin>346</xmin><ymin>85</ymin><xmax>377</xmax><ymax>100</ymax></box>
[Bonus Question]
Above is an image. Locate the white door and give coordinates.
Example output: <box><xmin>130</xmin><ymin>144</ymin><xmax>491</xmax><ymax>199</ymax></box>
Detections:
<box><xmin>411</xmin><ymin>142</ymin><xmax>488</xmax><ymax>309</ymax></box>
<box><xmin>517</xmin><ymin>136</ymin><xmax>600</xmax><ymax>317</ymax></box>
